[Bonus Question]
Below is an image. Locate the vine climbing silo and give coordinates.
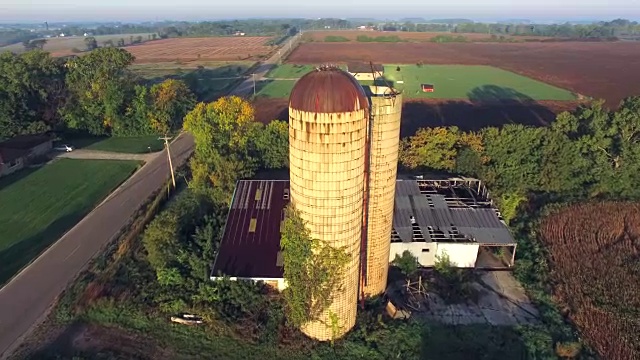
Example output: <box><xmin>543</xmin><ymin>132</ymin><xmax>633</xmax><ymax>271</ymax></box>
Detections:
<box><xmin>288</xmin><ymin>66</ymin><xmax>369</xmax><ymax>340</ymax></box>
<box><xmin>361</xmin><ymin>86</ymin><xmax>403</xmax><ymax>296</ymax></box>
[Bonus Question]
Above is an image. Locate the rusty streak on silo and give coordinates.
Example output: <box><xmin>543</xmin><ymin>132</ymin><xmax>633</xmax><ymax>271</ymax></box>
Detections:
<box><xmin>288</xmin><ymin>66</ymin><xmax>368</xmax><ymax>341</ymax></box>
<box><xmin>362</xmin><ymin>86</ymin><xmax>403</xmax><ymax>296</ymax></box>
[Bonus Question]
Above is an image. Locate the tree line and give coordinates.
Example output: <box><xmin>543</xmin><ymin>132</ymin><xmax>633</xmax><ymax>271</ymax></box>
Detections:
<box><xmin>0</xmin><ymin>48</ymin><xmax>195</xmax><ymax>140</ymax></box>
<box><xmin>399</xmin><ymin>97</ymin><xmax>640</xmax><ymax>220</ymax></box>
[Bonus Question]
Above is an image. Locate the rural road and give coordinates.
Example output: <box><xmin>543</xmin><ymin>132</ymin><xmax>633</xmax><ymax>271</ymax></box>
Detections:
<box><xmin>230</xmin><ymin>32</ymin><xmax>302</xmax><ymax>96</ymax></box>
<box><xmin>0</xmin><ymin>133</ymin><xmax>194</xmax><ymax>359</ymax></box>
<box><xmin>0</xmin><ymin>34</ymin><xmax>299</xmax><ymax>359</ymax></box>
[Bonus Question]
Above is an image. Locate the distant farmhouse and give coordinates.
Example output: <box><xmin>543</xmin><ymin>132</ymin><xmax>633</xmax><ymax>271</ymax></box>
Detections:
<box><xmin>210</xmin><ymin>177</ymin><xmax>517</xmax><ymax>290</ymax></box>
<box><xmin>0</xmin><ymin>135</ymin><xmax>52</xmax><ymax>177</ymax></box>
<box><xmin>347</xmin><ymin>62</ymin><xmax>384</xmax><ymax>81</ymax></box>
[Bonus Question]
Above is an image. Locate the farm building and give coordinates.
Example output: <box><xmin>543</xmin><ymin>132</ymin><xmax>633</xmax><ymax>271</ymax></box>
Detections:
<box><xmin>390</xmin><ymin>178</ymin><xmax>516</xmax><ymax>269</ymax></box>
<box><xmin>211</xmin><ymin>178</ymin><xmax>516</xmax><ymax>289</ymax></box>
<box><xmin>347</xmin><ymin>62</ymin><xmax>384</xmax><ymax>81</ymax></box>
<box><xmin>0</xmin><ymin>134</ymin><xmax>53</xmax><ymax>177</ymax></box>
<box><xmin>421</xmin><ymin>83</ymin><xmax>435</xmax><ymax>92</ymax></box>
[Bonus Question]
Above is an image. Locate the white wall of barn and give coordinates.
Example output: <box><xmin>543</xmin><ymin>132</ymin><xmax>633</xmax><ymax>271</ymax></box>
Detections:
<box><xmin>436</xmin><ymin>243</ymin><xmax>480</xmax><ymax>268</ymax></box>
<box><xmin>389</xmin><ymin>242</ymin><xmax>437</xmax><ymax>267</ymax></box>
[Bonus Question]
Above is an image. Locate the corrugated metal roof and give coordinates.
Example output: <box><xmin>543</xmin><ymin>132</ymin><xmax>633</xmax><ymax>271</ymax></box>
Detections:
<box><xmin>212</xmin><ymin>180</ymin><xmax>290</xmax><ymax>279</ymax></box>
<box><xmin>289</xmin><ymin>66</ymin><xmax>369</xmax><ymax>114</ymax></box>
<box><xmin>392</xmin><ymin>181</ymin><xmax>516</xmax><ymax>245</ymax></box>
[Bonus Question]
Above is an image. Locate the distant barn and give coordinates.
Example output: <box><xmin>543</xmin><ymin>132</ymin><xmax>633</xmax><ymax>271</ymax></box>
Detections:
<box><xmin>421</xmin><ymin>83</ymin><xmax>435</xmax><ymax>92</ymax></box>
<box><xmin>347</xmin><ymin>62</ymin><xmax>384</xmax><ymax>81</ymax></box>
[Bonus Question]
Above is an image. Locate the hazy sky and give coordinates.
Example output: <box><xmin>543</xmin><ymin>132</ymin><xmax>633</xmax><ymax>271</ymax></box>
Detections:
<box><xmin>1</xmin><ymin>0</ymin><xmax>639</xmax><ymax>22</ymax></box>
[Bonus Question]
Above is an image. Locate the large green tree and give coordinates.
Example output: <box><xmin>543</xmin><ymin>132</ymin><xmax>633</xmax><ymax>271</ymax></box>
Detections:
<box><xmin>183</xmin><ymin>96</ymin><xmax>261</xmax><ymax>200</ymax></box>
<box><xmin>149</xmin><ymin>79</ymin><xmax>196</xmax><ymax>135</ymax></box>
<box><xmin>253</xmin><ymin>120</ymin><xmax>289</xmax><ymax>169</ymax></box>
<box><xmin>0</xmin><ymin>50</ymin><xmax>66</xmax><ymax>139</ymax></box>
<box><xmin>61</xmin><ymin>47</ymin><xmax>135</xmax><ymax>135</ymax></box>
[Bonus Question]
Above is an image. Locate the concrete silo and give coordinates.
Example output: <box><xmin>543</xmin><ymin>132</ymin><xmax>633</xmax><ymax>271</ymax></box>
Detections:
<box><xmin>361</xmin><ymin>86</ymin><xmax>403</xmax><ymax>296</ymax></box>
<box><xmin>288</xmin><ymin>66</ymin><xmax>369</xmax><ymax>340</ymax></box>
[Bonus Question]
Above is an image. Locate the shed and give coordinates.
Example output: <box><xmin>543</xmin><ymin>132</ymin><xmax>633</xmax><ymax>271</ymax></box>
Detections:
<box><xmin>421</xmin><ymin>84</ymin><xmax>435</xmax><ymax>92</ymax></box>
<box><xmin>347</xmin><ymin>62</ymin><xmax>384</xmax><ymax>81</ymax></box>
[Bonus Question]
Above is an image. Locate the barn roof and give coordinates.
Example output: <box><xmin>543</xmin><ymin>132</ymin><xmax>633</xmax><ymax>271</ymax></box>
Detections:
<box><xmin>392</xmin><ymin>180</ymin><xmax>515</xmax><ymax>245</ymax></box>
<box><xmin>289</xmin><ymin>65</ymin><xmax>369</xmax><ymax>114</ymax></box>
<box><xmin>211</xmin><ymin>180</ymin><xmax>289</xmax><ymax>279</ymax></box>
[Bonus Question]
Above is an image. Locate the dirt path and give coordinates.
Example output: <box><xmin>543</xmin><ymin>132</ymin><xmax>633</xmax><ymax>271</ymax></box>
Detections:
<box><xmin>55</xmin><ymin>150</ymin><xmax>156</xmax><ymax>162</ymax></box>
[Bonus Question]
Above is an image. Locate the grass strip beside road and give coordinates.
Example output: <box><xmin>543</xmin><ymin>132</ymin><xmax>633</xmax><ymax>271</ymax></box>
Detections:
<box><xmin>0</xmin><ymin>159</ymin><xmax>141</xmax><ymax>285</ymax></box>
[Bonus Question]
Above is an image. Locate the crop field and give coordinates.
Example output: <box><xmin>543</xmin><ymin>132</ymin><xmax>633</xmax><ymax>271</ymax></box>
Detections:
<box><xmin>303</xmin><ymin>30</ymin><xmax>548</xmax><ymax>43</ymax></box>
<box><xmin>287</xmin><ymin>41</ymin><xmax>640</xmax><ymax>106</ymax></box>
<box><xmin>0</xmin><ymin>33</ymin><xmax>156</xmax><ymax>56</ymax></box>
<box><xmin>0</xmin><ymin>159</ymin><xmax>140</xmax><ymax>285</ymax></box>
<box><xmin>126</xmin><ymin>37</ymin><xmax>275</xmax><ymax>63</ymax></box>
<box><xmin>539</xmin><ymin>202</ymin><xmax>640</xmax><ymax>359</ymax></box>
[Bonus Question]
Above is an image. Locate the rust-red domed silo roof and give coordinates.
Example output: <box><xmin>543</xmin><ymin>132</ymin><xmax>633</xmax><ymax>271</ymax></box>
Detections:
<box><xmin>289</xmin><ymin>65</ymin><xmax>369</xmax><ymax>113</ymax></box>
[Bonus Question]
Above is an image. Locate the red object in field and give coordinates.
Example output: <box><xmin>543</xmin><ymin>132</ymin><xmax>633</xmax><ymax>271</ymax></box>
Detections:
<box><xmin>421</xmin><ymin>84</ymin><xmax>435</xmax><ymax>92</ymax></box>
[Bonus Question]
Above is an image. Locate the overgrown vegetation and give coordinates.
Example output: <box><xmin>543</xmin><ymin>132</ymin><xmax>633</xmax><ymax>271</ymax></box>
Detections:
<box><xmin>398</xmin><ymin>97</ymin><xmax>640</xmax><ymax>358</ymax></box>
<box><xmin>431</xmin><ymin>34</ymin><xmax>468</xmax><ymax>43</ymax></box>
<box><xmin>356</xmin><ymin>35</ymin><xmax>405</xmax><ymax>42</ymax></box>
<box><xmin>324</xmin><ymin>35</ymin><xmax>350</xmax><ymax>42</ymax></box>
<box><xmin>538</xmin><ymin>202</ymin><xmax>640</xmax><ymax>358</ymax></box>
<box><xmin>280</xmin><ymin>204</ymin><xmax>349</xmax><ymax>330</ymax></box>
<box><xmin>0</xmin><ymin>48</ymin><xmax>197</xmax><ymax>140</ymax></box>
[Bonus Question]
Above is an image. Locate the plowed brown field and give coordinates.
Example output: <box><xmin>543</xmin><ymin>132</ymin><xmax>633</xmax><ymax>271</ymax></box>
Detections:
<box><xmin>287</xmin><ymin>41</ymin><xmax>640</xmax><ymax>105</ymax></box>
<box><xmin>127</xmin><ymin>37</ymin><xmax>274</xmax><ymax>63</ymax></box>
<box><xmin>252</xmin><ymin>97</ymin><xmax>582</xmax><ymax>135</ymax></box>
<box><xmin>304</xmin><ymin>30</ymin><xmax>551</xmax><ymax>42</ymax></box>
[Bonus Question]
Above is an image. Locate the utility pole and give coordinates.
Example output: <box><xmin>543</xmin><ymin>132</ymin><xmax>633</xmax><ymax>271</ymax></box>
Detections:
<box><xmin>252</xmin><ymin>73</ymin><xmax>256</xmax><ymax>96</ymax></box>
<box><xmin>159</xmin><ymin>136</ymin><xmax>176</xmax><ymax>188</ymax></box>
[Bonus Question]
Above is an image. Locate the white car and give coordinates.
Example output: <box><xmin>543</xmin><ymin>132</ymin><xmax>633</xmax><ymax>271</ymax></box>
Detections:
<box><xmin>54</xmin><ymin>144</ymin><xmax>74</xmax><ymax>152</ymax></box>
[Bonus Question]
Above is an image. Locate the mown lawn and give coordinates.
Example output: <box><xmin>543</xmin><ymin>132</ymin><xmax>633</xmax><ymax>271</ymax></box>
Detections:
<box><xmin>383</xmin><ymin>64</ymin><xmax>577</xmax><ymax>100</ymax></box>
<box><xmin>255</xmin><ymin>80</ymin><xmax>297</xmax><ymax>98</ymax></box>
<box><xmin>0</xmin><ymin>159</ymin><xmax>140</xmax><ymax>284</ymax></box>
<box><xmin>260</xmin><ymin>64</ymin><xmax>576</xmax><ymax>101</ymax></box>
<box><xmin>61</xmin><ymin>135</ymin><xmax>165</xmax><ymax>154</ymax></box>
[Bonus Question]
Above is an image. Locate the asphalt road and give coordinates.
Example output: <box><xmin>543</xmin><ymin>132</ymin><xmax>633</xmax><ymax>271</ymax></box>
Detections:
<box><xmin>0</xmin><ymin>34</ymin><xmax>299</xmax><ymax>359</ymax></box>
<box><xmin>0</xmin><ymin>133</ymin><xmax>194</xmax><ymax>358</ymax></box>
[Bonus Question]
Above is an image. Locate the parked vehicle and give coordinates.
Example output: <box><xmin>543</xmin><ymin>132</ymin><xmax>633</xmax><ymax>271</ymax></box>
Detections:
<box><xmin>54</xmin><ymin>144</ymin><xmax>74</xmax><ymax>152</ymax></box>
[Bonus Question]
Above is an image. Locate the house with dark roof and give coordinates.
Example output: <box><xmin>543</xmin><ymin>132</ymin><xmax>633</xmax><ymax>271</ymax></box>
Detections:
<box><xmin>346</xmin><ymin>62</ymin><xmax>384</xmax><ymax>81</ymax></box>
<box><xmin>0</xmin><ymin>135</ymin><xmax>53</xmax><ymax>177</ymax></box>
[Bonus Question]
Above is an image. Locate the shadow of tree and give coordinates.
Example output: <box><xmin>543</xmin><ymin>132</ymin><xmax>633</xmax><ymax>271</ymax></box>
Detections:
<box><xmin>0</xmin><ymin>212</ymin><xmax>84</xmax><ymax>286</ymax></box>
<box><xmin>467</xmin><ymin>84</ymin><xmax>536</xmax><ymax>102</ymax></box>
<box><xmin>139</xmin><ymin>65</ymin><xmax>250</xmax><ymax>102</ymax></box>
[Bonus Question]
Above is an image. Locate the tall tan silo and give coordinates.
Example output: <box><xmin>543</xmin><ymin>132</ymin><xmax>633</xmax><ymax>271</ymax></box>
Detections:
<box><xmin>288</xmin><ymin>66</ymin><xmax>369</xmax><ymax>341</ymax></box>
<box><xmin>362</xmin><ymin>86</ymin><xmax>403</xmax><ymax>297</ymax></box>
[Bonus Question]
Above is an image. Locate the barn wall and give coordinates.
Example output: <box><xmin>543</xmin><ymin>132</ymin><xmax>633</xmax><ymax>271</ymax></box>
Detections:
<box><xmin>389</xmin><ymin>242</ymin><xmax>437</xmax><ymax>267</ymax></box>
<box><xmin>436</xmin><ymin>243</ymin><xmax>479</xmax><ymax>268</ymax></box>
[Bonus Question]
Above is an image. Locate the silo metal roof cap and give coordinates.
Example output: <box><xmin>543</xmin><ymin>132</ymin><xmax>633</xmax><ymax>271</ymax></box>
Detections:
<box><xmin>289</xmin><ymin>65</ymin><xmax>369</xmax><ymax>114</ymax></box>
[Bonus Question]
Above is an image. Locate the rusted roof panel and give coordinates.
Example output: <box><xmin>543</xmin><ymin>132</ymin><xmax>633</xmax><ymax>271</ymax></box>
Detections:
<box><xmin>289</xmin><ymin>66</ymin><xmax>369</xmax><ymax>114</ymax></box>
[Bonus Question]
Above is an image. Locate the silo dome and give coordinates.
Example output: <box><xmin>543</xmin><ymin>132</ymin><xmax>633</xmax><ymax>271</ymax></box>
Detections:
<box><xmin>289</xmin><ymin>66</ymin><xmax>369</xmax><ymax>114</ymax></box>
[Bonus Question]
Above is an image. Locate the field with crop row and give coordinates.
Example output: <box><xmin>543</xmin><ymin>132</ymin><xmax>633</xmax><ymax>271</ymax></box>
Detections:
<box><xmin>127</xmin><ymin>37</ymin><xmax>275</xmax><ymax>63</ymax></box>
<box><xmin>540</xmin><ymin>202</ymin><xmax>640</xmax><ymax>359</ymax></box>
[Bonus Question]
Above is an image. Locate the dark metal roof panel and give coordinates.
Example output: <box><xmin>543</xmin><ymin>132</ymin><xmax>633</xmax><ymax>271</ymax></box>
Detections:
<box><xmin>212</xmin><ymin>180</ymin><xmax>290</xmax><ymax>279</ymax></box>
<box><xmin>289</xmin><ymin>66</ymin><xmax>369</xmax><ymax>114</ymax></box>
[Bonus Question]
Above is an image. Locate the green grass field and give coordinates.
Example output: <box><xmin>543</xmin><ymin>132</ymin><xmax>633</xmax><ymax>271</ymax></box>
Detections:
<box><xmin>255</xmin><ymin>80</ymin><xmax>297</xmax><ymax>98</ymax></box>
<box><xmin>60</xmin><ymin>135</ymin><xmax>165</xmax><ymax>153</ymax></box>
<box><xmin>258</xmin><ymin>64</ymin><xmax>576</xmax><ymax>101</ymax></box>
<box><xmin>384</xmin><ymin>65</ymin><xmax>576</xmax><ymax>100</ymax></box>
<box><xmin>0</xmin><ymin>159</ymin><xmax>140</xmax><ymax>284</ymax></box>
